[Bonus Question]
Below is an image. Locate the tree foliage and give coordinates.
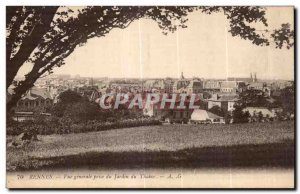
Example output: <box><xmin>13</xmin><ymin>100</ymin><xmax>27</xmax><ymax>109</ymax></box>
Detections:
<box><xmin>209</xmin><ymin>105</ymin><xmax>224</xmax><ymax>117</ymax></box>
<box><xmin>63</xmin><ymin>101</ymin><xmax>102</xmax><ymax>123</ymax></box>
<box><xmin>56</xmin><ymin>89</ymin><xmax>83</xmax><ymax>104</ymax></box>
<box><xmin>232</xmin><ymin>105</ymin><xmax>250</xmax><ymax>123</ymax></box>
<box><xmin>271</xmin><ymin>23</ymin><xmax>294</xmax><ymax>49</ymax></box>
<box><xmin>235</xmin><ymin>89</ymin><xmax>274</xmax><ymax>108</ymax></box>
<box><xmin>274</xmin><ymin>84</ymin><xmax>295</xmax><ymax>114</ymax></box>
<box><xmin>51</xmin><ymin>90</ymin><xmax>102</xmax><ymax>122</ymax></box>
<box><xmin>6</xmin><ymin>6</ymin><xmax>294</xmax><ymax>110</ymax></box>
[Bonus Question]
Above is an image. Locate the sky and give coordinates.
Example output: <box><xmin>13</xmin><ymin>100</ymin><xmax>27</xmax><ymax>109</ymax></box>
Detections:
<box><xmin>17</xmin><ymin>6</ymin><xmax>294</xmax><ymax>80</ymax></box>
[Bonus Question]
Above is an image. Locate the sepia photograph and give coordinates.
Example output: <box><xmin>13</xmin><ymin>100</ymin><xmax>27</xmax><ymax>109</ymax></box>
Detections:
<box><xmin>5</xmin><ymin>5</ymin><xmax>295</xmax><ymax>189</ymax></box>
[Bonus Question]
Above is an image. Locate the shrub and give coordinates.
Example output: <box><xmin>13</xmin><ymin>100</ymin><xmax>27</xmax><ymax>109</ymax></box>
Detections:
<box><xmin>232</xmin><ymin>105</ymin><xmax>250</xmax><ymax>123</ymax></box>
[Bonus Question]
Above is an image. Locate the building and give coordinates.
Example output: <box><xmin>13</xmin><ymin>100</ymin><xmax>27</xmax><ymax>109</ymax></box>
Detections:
<box><xmin>14</xmin><ymin>87</ymin><xmax>53</xmax><ymax>112</ymax></box>
<box><xmin>12</xmin><ymin>112</ymin><xmax>51</xmax><ymax>122</ymax></box>
<box><xmin>185</xmin><ymin>80</ymin><xmax>203</xmax><ymax>94</ymax></box>
<box><xmin>203</xmin><ymin>80</ymin><xmax>221</xmax><ymax>93</ymax></box>
<box><xmin>172</xmin><ymin>72</ymin><xmax>203</xmax><ymax>94</ymax></box>
<box><xmin>227</xmin><ymin>72</ymin><xmax>257</xmax><ymax>83</ymax></box>
<box><xmin>145</xmin><ymin>106</ymin><xmax>193</xmax><ymax>123</ymax></box>
<box><xmin>190</xmin><ymin>109</ymin><xmax>225</xmax><ymax>124</ymax></box>
<box><xmin>143</xmin><ymin>94</ymin><xmax>203</xmax><ymax>123</ymax></box>
<box><xmin>173</xmin><ymin>73</ymin><xmax>190</xmax><ymax>93</ymax></box>
<box><xmin>143</xmin><ymin>79</ymin><xmax>166</xmax><ymax>92</ymax></box>
<box><xmin>110</xmin><ymin>83</ymin><xmax>142</xmax><ymax>93</ymax></box>
<box><xmin>248</xmin><ymin>82</ymin><xmax>265</xmax><ymax>90</ymax></box>
<box><xmin>163</xmin><ymin>79</ymin><xmax>174</xmax><ymax>93</ymax></box>
<box><xmin>12</xmin><ymin>112</ymin><xmax>34</xmax><ymax>122</ymax></box>
<box><xmin>220</xmin><ymin>81</ymin><xmax>247</xmax><ymax>94</ymax></box>
<box><xmin>248</xmin><ymin>82</ymin><xmax>271</xmax><ymax>96</ymax></box>
<box><xmin>207</xmin><ymin>94</ymin><xmax>238</xmax><ymax>113</ymax></box>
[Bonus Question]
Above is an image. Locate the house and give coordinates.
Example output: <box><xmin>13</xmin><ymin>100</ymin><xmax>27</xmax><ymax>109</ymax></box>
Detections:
<box><xmin>207</xmin><ymin>94</ymin><xmax>238</xmax><ymax>113</ymax></box>
<box><xmin>163</xmin><ymin>79</ymin><xmax>174</xmax><ymax>93</ymax></box>
<box><xmin>110</xmin><ymin>83</ymin><xmax>142</xmax><ymax>93</ymax></box>
<box><xmin>143</xmin><ymin>79</ymin><xmax>175</xmax><ymax>93</ymax></box>
<box><xmin>8</xmin><ymin>86</ymin><xmax>53</xmax><ymax>121</ymax></box>
<box><xmin>220</xmin><ymin>81</ymin><xmax>247</xmax><ymax>94</ymax></box>
<box><xmin>203</xmin><ymin>80</ymin><xmax>221</xmax><ymax>93</ymax></box>
<box><xmin>12</xmin><ymin>112</ymin><xmax>34</xmax><ymax>122</ymax></box>
<box><xmin>12</xmin><ymin>112</ymin><xmax>51</xmax><ymax>122</ymax></box>
<box><xmin>13</xmin><ymin>87</ymin><xmax>53</xmax><ymax>112</ymax></box>
<box><xmin>248</xmin><ymin>82</ymin><xmax>265</xmax><ymax>90</ymax></box>
<box><xmin>248</xmin><ymin>82</ymin><xmax>271</xmax><ymax>96</ymax></box>
<box><xmin>143</xmin><ymin>94</ymin><xmax>203</xmax><ymax>123</ymax></box>
<box><xmin>190</xmin><ymin>109</ymin><xmax>225</xmax><ymax>124</ymax></box>
<box><xmin>185</xmin><ymin>80</ymin><xmax>203</xmax><ymax>94</ymax></box>
<box><xmin>166</xmin><ymin>109</ymin><xmax>194</xmax><ymax>123</ymax></box>
<box><xmin>143</xmin><ymin>79</ymin><xmax>165</xmax><ymax>92</ymax></box>
<box><xmin>173</xmin><ymin>73</ymin><xmax>203</xmax><ymax>94</ymax></box>
<box><xmin>143</xmin><ymin>95</ymin><xmax>188</xmax><ymax>121</ymax></box>
<box><xmin>173</xmin><ymin>77</ymin><xmax>190</xmax><ymax>93</ymax></box>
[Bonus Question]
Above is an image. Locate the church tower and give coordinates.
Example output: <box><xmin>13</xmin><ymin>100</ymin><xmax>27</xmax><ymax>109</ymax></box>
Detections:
<box><xmin>180</xmin><ymin>72</ymin><xmax>185</xmax><ymax>79</ymax></box>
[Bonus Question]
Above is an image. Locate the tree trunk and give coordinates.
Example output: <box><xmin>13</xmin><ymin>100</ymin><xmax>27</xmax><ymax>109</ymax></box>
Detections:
<box><xmin>7</xmin><ymin>81</ymin><xmax>35</xmax><ymax>112</ymax></box>
<box><xmin>6</xmin><ymin>6</ymin><xmax>59</xmax><ymax>89</ymax></box>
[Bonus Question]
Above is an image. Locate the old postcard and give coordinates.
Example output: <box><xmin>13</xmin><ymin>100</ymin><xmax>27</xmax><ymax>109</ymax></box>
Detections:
<box><xmin>6</xmin><ymin>6</ymin><xmax>295</xmax><ymax>188</ymax></box>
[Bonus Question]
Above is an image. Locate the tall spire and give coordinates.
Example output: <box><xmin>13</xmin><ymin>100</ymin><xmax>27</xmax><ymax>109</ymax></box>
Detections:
<box><xmin>180</xmin><ymin>72</ymin><xmax>184</xmax><ymax>79</ymax></box>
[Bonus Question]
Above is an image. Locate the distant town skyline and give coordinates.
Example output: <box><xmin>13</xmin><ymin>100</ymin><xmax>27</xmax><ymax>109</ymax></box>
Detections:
<box><xmin>29</xmin><ymin>72</ymin><xmax>293</xmax><ymax>81</ymax></box>
<box><xmin>16</xmin><ymin>7</ymin><xmax>294</xmax><ymax>80</ymax></box>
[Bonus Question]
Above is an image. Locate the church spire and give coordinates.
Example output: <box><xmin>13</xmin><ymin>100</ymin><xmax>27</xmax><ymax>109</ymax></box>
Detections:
<box><xmin>180</xmin><ymin>72</ymin><xmax>185</xmax><ymax>79</ymax></box>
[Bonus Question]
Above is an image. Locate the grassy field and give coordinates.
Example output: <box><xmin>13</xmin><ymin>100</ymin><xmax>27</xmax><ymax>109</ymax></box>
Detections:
<box><xmin>7</xmin><ymin>121</ymin><xmax>294</xmax><ymax>171</ymax></box>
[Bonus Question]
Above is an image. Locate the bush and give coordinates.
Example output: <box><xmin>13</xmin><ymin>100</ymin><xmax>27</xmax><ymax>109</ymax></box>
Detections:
<box><xmin>232</xmin><ymin>105</ymin><xmax>250</xmax><ymax>124</ymax></box>
<box><xmin>7</xmin><ymin>116</ymin><xmax>162</xmax><ymax>136</ymax></box>
<box><xmin>67</xmin><ymin>118</ymin><xmax>161</xmax><ymax>134</ymax></box>
<box><xmin>209</xmin><ymin>105</ymin><xmax>225</xmax><ymax>117</ymax></box>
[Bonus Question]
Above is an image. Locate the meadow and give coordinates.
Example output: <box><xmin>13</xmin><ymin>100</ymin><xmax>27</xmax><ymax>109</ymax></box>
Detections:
<box><xmin>7</xmin><ymin>121</ymin><xmax>294</xmax><ymax>171</ymax></box>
